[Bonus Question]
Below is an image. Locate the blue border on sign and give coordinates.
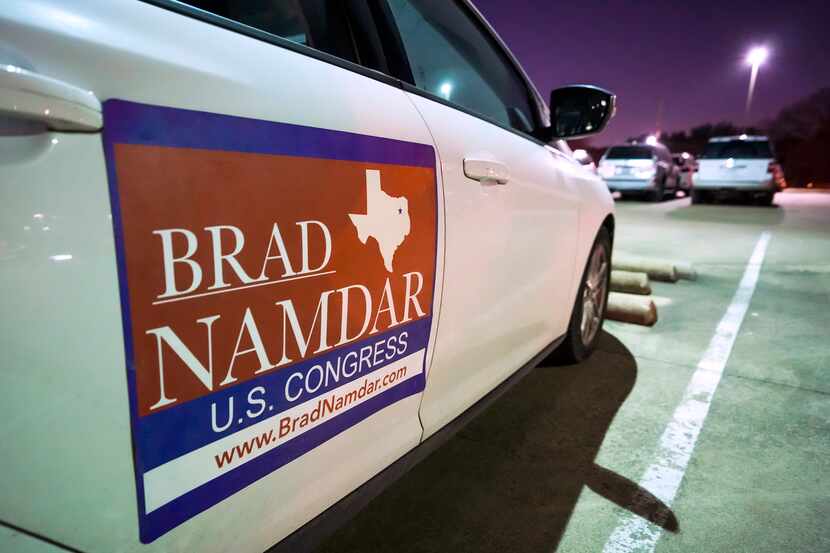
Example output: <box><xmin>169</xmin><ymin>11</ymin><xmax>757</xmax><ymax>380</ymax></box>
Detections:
<box><xmin>138</xmin><ymin>317</ymin><xmax>432</xmax><ymax>471</ymax></box>
<box><xmin>104</xmin><ymin>99</ymin><xmax>435</xmax><ymax>169</ymax></box>
<box><xmin>143</xmin><ymin>371</ymin><xmax>425</xmax><ymax>541</ymax></box>
<box><xmin>100</xmin><ymin>100</ymin><xmax>439</xmax><ymax>543</ymax></box>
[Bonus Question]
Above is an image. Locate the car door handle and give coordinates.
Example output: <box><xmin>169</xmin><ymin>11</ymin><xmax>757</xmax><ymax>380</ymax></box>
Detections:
<box><xmin>463</xmin><ymin>156</ymin><xmax>510</xmax><ymax>185</ymax></box>
<box><xmin>0</xmin><ymin>65</ymin><xmax>102</xmax><ymax>131</ymax></box>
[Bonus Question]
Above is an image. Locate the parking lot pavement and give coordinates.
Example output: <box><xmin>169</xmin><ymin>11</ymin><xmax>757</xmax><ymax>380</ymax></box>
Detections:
<box><xmin>317</xmin><ymin>192</ymin><xmax>830</xmax><ymax>553</ymax></box>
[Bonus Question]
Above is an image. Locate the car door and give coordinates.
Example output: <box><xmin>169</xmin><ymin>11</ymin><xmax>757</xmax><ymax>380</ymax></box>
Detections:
<box><xmin>383</xmin><ymin>0</ymin><xmax>581</xmax><ymax>436</ymax></box>
<box><xmin>0</xmin><ymin>1</ymin><xmax>443</xmax><ymax>551</ymax></box>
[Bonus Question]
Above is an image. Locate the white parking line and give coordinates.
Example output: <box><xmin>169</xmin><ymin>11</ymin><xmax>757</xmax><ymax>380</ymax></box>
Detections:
<box><xmin>602</xmin><ymin>231</ymin><xmax>771</xmax><ymax>553</ymax></box>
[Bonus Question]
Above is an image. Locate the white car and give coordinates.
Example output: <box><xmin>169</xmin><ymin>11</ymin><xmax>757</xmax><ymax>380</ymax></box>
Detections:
<box><xmin>0</xmin><ymin>1</ymin><xmax>615</xmax><ymax>552</ymax></box>
<box><xmin>598</xmin><ymin>142</ymin><xmax>681</xmax><ymax>201</ymax></box>
<box><xmin>692</xmin><ymin>135</ymin><xmax>783</xmax><ymax>205</ymax></box>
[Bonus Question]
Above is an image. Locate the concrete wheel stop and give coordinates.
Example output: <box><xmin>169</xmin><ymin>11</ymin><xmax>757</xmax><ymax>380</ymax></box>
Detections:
<box><xmin>606</xmin><ymin>253</ymin><xmax>697</xmax><ymax>326</ymax></box>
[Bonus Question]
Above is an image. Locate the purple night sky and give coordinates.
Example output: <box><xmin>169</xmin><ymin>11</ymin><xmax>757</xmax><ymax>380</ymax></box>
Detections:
<box><xmin>474</xmin><ymin>0</ymin><xmax>830</xmax><ymax>145</ymax></box>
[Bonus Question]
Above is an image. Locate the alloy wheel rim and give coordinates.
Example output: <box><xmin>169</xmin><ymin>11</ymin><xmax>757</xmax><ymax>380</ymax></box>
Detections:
<box><xmin>580</xmin><ymin>246</ymin><xmax>608</xmax><ymax>344</ymax></box>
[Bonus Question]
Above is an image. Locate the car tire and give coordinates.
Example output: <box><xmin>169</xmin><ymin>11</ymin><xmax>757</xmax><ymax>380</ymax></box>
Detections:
<box><xmin>550</xmin><ymin>226</ymin><xmax>611</xmax><ymax>364</ymax></box>
<box><xmin>691</xmin><ymin>189</ymin><xmax>707</xmax><ymax>204</ymax></box>
<box><xmin>649</xmin><ymin>179</ymin><xmax>665</xmax><ymax>202</ymax></box>
<box><xmin>758</xmin><ymin>192</ymin><xmax>775</xmax><ymax>206</ymax></box>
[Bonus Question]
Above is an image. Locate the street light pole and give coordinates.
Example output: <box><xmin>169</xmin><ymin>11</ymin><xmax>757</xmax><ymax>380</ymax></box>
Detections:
<box><xmin>745</xmin><ymin>46</ymin><xmax>768</xmax><ymax>121</ymax></box>
<box><xmin>745</xmin><ymin>62</ymin><xmax>760</xmax><ymax>117</ymax></box>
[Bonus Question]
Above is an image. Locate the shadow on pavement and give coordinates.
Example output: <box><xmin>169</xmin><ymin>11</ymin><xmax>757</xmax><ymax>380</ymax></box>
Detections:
<box><xmin>586</xmin><ymin>464</ymin><xmax>678</xmax><ymax>532</ymax></box>
<box><xmin>316</xmin><ymin>332</ymin><xmax>677</xmax><ymax>553</ymax></box>
<box><xmin>667</xmin><ymin>202</ymin><xmax>784</xmax><ymax>225</ymax></box>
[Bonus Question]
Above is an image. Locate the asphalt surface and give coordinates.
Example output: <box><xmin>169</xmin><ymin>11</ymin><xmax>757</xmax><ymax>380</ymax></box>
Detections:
<box><xmin>317</xmin><ymin>191</ymin><xmax>830</xmax><ymax>553</ymax></box>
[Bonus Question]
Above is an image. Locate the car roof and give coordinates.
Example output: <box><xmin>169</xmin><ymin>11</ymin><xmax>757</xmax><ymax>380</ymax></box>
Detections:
<box><xmin>708</xmin><ymin>135</ymin><xmax>769</xmax><ymax>142</ymax></box>
<box><xmin>604</xmin><ymin>143</ymin><xmax>672</xmax><ymax>158</ymax></box>
<box><xmin>608</xmin><ymin>143</ymin><xmax>658</xmax><ymax>150</ymax></box>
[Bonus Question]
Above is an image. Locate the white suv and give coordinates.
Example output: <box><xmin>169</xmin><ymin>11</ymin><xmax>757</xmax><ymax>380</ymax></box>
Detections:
<box><xmin>0</xmin><ymin>1</ymin><xmax>615</xmax><ymax>552</ymax></box>
<box><xmin>598</xmin><ymin>142</ymin><xmax>681</xmax><ymax>201</ymax></box>
<box><xmin>693</xmin><ymin>135</ymin><xmax>783</xmax><ymax>205</ymax></box>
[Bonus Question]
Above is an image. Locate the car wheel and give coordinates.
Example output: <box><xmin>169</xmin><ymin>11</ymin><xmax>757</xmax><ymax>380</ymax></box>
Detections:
<box><xmin>691</xmin><ymin>189</ymin><xmax>706</xmax><ymax>204</ymax></box>
<box><xmin>649</xmin><ymin>179</ymin><xmax>665</xmax><ymax>202</ymax></box>
<box><xmin>550</xmin><ymin>227</ymin><xmax>611</xmax><ymax>364</ymax></box>
<box><xmin>758</xmin><ymin>192</ymin><xmax>775</xmax><ymax>206</ymax></box>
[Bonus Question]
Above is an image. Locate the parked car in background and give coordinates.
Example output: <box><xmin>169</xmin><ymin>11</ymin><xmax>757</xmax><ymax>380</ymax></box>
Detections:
<box><xmin>598</xmin><ymin>142</ymin><xmax>681</xmax><ymax>201</ymax></box>
<box><xmin>672</xmin><ymin>152</ymin><xmax>696</xmax><ymax>193</ymax></box>
<box><xmin>0</xmin><ymin>0</ymin><xmax>616</xmax><ymax>552</ymax></box>
<box><xmin>692</xmin><ymin>135</ymin><xmax>784</xmax><ymax>205</ymax></box>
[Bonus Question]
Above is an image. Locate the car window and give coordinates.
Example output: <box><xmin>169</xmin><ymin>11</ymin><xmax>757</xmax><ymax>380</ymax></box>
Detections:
<box><xmin>179</xmin><ymin>0</ymin><xmax>357</xmax><ymax>63</ymax></box>
<box><xmin>386</xmin><ymin>0</ymin><xmax>537</xmax><ymax>135</ymax></box>
<box><xmin>606</xmin><ymin>146</ymin><xmax>653</xmax><ymax>159</ymax></box>
<box><xmin>701</xmin><ymin>140</ymin><xmax>773</xmax><ymax>159</ymax></box>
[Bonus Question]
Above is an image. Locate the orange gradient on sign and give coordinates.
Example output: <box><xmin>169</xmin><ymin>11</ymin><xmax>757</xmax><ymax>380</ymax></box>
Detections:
<box><xmin>113</xmin><ymin>144</ymin><xmax>436</xmax><ymax>416</ymax></box>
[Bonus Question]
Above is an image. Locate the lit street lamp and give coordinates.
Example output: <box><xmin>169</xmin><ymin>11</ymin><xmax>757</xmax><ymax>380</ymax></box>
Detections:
<box><xmin>745</xmin><ymin>46</ymin><xmax>769</xmax><ymax>120</ymax></box>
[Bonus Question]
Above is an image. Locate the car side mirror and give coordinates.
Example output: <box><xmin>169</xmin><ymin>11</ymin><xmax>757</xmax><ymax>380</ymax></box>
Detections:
<box><xmin>545</xmin><ymin>85</ymin><xmax>615</xmax><ymax>141</ymax></box>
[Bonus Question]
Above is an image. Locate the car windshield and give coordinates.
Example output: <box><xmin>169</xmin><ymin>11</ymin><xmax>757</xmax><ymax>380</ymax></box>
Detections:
<box><xmin>700</xmin><ymin>140</ymin><xmax>773</xmax><ymax>159</ymax></box>
<box><xmin>605</xmin><ymin>146</ymin><xmax>653</xmax><ymax>159</ymax></box>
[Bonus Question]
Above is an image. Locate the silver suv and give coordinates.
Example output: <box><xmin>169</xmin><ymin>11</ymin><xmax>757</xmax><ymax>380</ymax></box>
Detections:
<box><xmin>598</xmin><ymin>142</ymin><xmax>681</xmax><ymax>201</ymax></box>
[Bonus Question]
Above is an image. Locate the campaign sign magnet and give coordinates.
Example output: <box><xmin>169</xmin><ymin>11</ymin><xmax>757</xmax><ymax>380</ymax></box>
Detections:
<box><xmin>102</xmin><ymin>100</ymin><xmax>437</xmax><ymax>542</ymax></box>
